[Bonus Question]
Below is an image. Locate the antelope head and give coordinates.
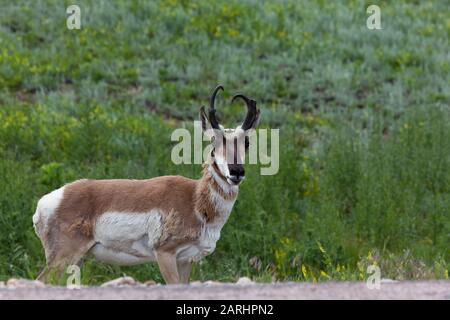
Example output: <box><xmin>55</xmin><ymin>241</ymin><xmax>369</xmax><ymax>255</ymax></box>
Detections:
<box><xmin>200</xmin><ymin>85</ymin><xmax>260</xmax><ymax>186</ymax></box>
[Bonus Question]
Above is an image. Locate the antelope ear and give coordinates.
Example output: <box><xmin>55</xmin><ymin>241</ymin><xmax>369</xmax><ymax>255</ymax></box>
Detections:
<box><xmin>200</xmin><ymin>106</ymin><xmax>210</xmax><ymax>131</ymax></box>
<box><xmin>200</xmin><ymin>106</ymin><xmax>215</xmax><ymax>140</ymax></box>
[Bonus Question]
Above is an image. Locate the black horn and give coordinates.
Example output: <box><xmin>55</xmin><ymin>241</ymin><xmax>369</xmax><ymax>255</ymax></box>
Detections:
<box><xmin>231</xmin><ymin>94</ymin><xmax>259</xmax><ymax>130</ymax></box>
<box><xmin>209</xmin><ymin>85</ymin><xmax>224</xmax><ymax>129</ymax></box>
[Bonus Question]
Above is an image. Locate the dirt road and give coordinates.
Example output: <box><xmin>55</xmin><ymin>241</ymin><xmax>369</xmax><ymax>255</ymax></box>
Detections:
<box><xmin>0</xmin><ymin>280</ymin><xmax>448</xmax><ymax>299</ymax></box>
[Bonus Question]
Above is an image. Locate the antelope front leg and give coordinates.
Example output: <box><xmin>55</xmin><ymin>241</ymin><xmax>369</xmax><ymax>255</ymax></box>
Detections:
<box><xmin>155</xmin><ymin>249</ymin><xmax>180</xmax><ymax>284</ymax></box>
<box><xmin>177</xmin><ymin>259</ymin><xmax>192</xmax><ymax>284</ymax></box>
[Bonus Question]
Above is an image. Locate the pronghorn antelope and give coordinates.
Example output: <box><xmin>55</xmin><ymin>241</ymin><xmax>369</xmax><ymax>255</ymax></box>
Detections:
<box><xmin>33</xmin><ymin>85</ymin><xmax>260</xmax><ymax>284</ymax></box>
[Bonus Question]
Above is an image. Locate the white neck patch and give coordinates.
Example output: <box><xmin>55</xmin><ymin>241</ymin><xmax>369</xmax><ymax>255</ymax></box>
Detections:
<box><xmin>208</xmin><ymin>164</ymin><xmax>238</xmax><ymax>195</ymax></box>
<box><xmin>208</xmin><ymin>187</ymin><xmax>235</xmax><ymax>225</ymax></box>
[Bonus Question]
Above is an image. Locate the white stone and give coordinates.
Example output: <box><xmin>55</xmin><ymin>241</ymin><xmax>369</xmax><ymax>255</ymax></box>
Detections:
<box><xmin>6</xmin><ymin>278</ymin><xmax>46</xmax><ymax>289</ymax></box>
<box><xmin>100</xmin><ymin>276</ymin><xmax>140</xmax><ymax>287</ymax></box>
<box><xmin>144</xmin><ymin>280</ymin><xmax>157</xmax><ymax>286</ymax></box>
<box><xmin>381</xmin><ymin>278</ymin><xmax>398</xmax><ymax>283</ymax></box>
<box><xmin>236</xmin><ymin>277</ymin><xmax>254</xmax><ymax>285</ymax></box>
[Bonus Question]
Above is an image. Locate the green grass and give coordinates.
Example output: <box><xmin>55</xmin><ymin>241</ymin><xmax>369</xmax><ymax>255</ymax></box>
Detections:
<box><xmin>0</xmin><ymin>0</ymin><xmax>448</xmax><ymax>284</ymax></box>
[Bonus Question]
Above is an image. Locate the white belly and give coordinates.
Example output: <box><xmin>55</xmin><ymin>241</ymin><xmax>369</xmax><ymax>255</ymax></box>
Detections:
<box><xmin>89</xmin><ymin>192</ymin><xmax>234</xmax><ymax>265</ymax></box>
<box><xmin>90</xmin><ymin>210</ymin><xmax>162</xmax><ymax>266</ymax></box>
<box><xmin>90</xmin><ymin>243</ymin><xmax>156</xmax><ymax>265</ymax></box>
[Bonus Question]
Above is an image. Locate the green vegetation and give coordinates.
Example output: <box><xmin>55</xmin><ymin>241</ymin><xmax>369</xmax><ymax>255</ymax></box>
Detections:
<box><xmin>0</xmin><ymin>0</ymin><xmax>448</xmax><ymax>284</ymax></box>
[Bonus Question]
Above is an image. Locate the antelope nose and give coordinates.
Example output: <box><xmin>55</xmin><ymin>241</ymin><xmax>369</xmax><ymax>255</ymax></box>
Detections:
<box><xmin>229</xmin><ymin>165</ymin><xmax>245</xmax><ymax>179</ymax></box>
<box><xmin>228</xmin><ymin>165</ymin><xmax>245</xmax><ymax>184</ymax></box>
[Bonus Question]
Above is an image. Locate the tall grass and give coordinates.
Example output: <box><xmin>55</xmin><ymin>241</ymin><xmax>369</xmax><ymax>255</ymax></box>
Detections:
<box><xmin>0</xmin><ymin>102</ymin><xmax>447</xmax><ymax>283</ymax></box>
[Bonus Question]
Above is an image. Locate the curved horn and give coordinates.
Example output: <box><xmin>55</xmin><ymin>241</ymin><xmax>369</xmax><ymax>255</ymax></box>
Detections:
<box><xmin>231</xmin><ymin>94</ymin><xmax>259</xmax><ymax>130</ymax></box>
<box><xmin>208</xmin><ymin>85</ymin><xmax>224</xmax><ymax>129</ymax></box>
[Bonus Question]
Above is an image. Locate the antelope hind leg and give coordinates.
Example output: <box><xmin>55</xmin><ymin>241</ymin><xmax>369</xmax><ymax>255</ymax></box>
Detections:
<box><xmin>39</xmin><ymin>234</ymin><xmax>95</xmax><ymax>284</ymax></box>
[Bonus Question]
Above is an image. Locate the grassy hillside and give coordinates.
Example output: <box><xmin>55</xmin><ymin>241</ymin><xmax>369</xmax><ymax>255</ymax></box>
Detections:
<box><xmin>0</xmin><ymin>0</ymin><xmax>448</xmax><ymax>284</ymax></box>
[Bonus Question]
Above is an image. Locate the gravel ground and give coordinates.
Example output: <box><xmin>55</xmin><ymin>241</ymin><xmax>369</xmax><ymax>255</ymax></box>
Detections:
<box><xmin>0</xmin><ymin>280</ymin><xmax>449</xmax><ymax>300</ymax></box>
